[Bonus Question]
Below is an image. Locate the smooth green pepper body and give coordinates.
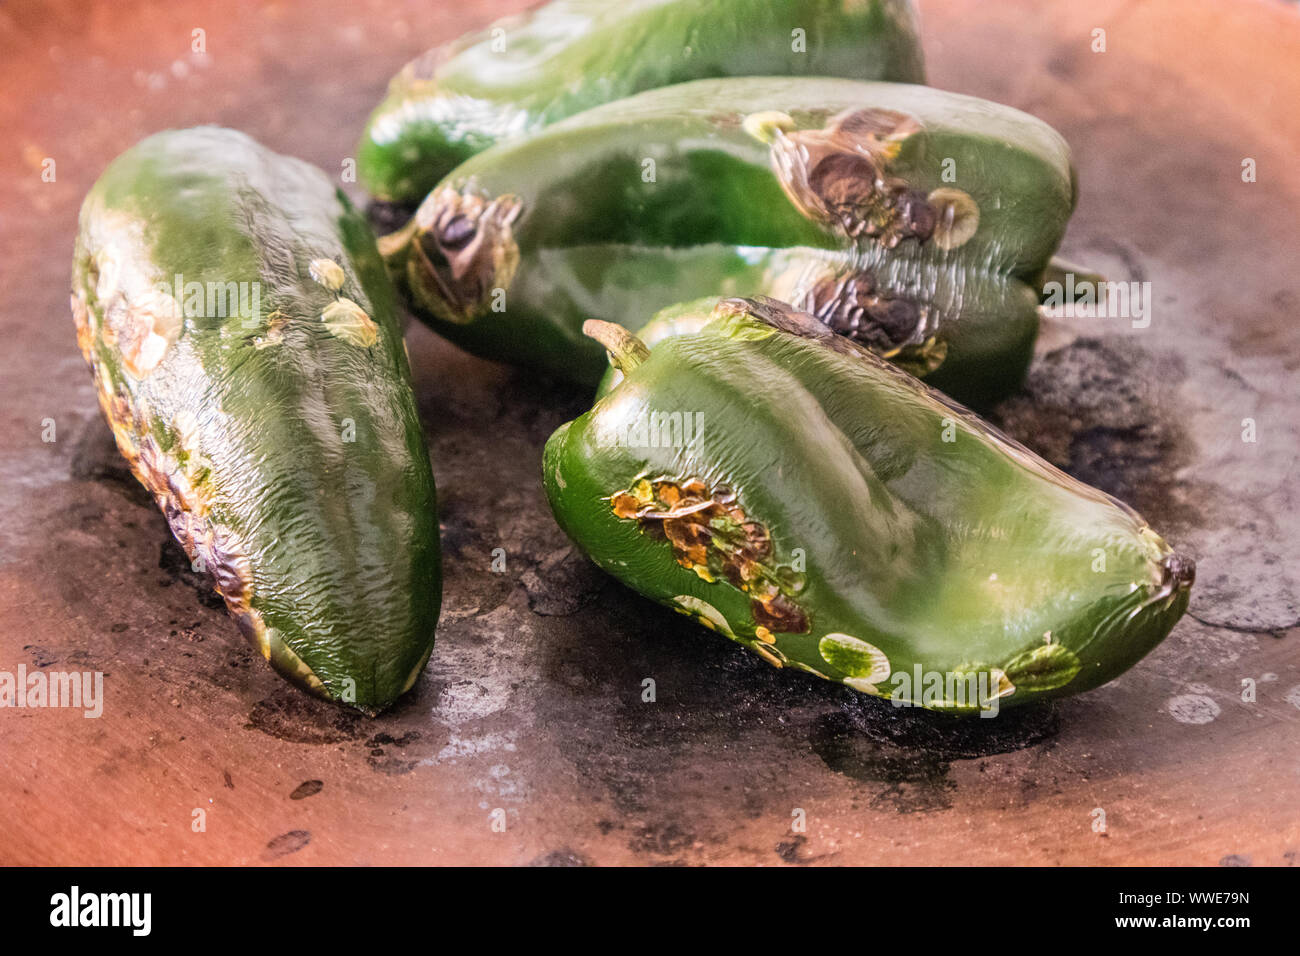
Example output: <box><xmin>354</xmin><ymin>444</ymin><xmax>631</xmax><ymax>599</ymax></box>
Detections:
<box><xmin>71</xmin><ymin>127</ymin><xmax>441</xmax><ymax>713</ymax></box>
<box><xmin>358</xmin><ymin>0</ymin><xmax>926</xmax><ymax>203</ymax></box>
<box><xmin>382</xmin><ymin>78</ymin><xmax>1074</xmax><ymax>406</ymax></box>
<box><xmin>544</xmin><ymin>298</ymin><xmax>1193</xmax><ymax>712</ymax></box>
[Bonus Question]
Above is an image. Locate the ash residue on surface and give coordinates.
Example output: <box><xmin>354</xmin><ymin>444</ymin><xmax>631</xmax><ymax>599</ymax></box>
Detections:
<box><xmin>68</xmin><ymin>416</ymin><xmax>140</xmax><ymax>492</ymax></box>
<box><xmin>527</xmin><ymin>848</ymin><xmax>594</xmax><ymax>867</ymax></box>
<box><xmin>810</xmin><ymin>693</ymin><xmax>1060</xmax><ymax>813</ymax></box>
<box><xmin>246</xmin><ymin>689</ymin><xmax>367</xmax><ymax>745</ymax></box>
<box><xmin>521</xmin><ymin>546</ymin><xmax>607</xmax><ymax>616</ymax></box>
<box><xmin>69</xmin><ymin>415</ymin><xmax>234</xmax><ymax>615</ymax></box>
<box><xmin>993</xmin><ymin>337</ymin><xmax>1199</xmax><ymax>533</ymax></box>
<box><xmin>366</xmin><ymin>730</ymin><xmax>424</xmax><ymax>775</ymax></box>
<box><xmin>775</xmin><ymin>834</ymin><xmax>832</xmax><ymax>865</ymax></box>
<box><xmin>533</xmin><ymin>591</ymin><xmax>829</xmax><ymax>857</ymax></box>
<box><xmin>157</xmin><ymin>538</ymin><xmax>225</xmax><ymax>612</ymax></box>
<box><xmin>537</xmin><ymin>599</ymin><xmax>804</xmax><ymax>815</ymax></box>
<box><xmin>24</xmin><ymin>644</ymin><xmax>58</xmax><ymax>668</ymax></box>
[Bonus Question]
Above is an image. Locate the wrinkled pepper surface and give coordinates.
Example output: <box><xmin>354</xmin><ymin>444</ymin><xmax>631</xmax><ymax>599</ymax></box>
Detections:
<box><xmin>381</xmin><ymin>78</ymin><xmax>1075</xmax><ymax>407</ymax></box>
<box><xmin>358</xmin><ymin>0</ymin><xmax>925</xmax><ymax>203</ymax></box>
<box><xmin>71</xmin><ymin>127</ymin><xmax>441</xmax><ymax>713</ymax></box>
<box><xmin>544</xmin><ymin>297</ymin><xmax>1193</xmax><ymax>712</ymax></box>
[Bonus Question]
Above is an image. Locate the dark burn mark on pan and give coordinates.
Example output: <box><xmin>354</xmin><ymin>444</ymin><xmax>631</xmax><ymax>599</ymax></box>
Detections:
<box><xmin>810</xmin><ymin>693</ymin><xmax>1061</xmax><ymax>813</ymax></box>
<box><xmin>527</xmin><ymin>848</ymin><xmax>595</xmax><ymax>867</ymax></box>
<box><xmin>246</xmin><ymin>690</ymin><xmax>366</xmax><ymax>744</ymax></box>
<box><xmin>261</xmin><ymin>829</ymin><xmax>311</xmax><ymax>860</ymax></box>
<box><xmin>158</xmin><ymin>539</ymin><xmax>226</xmax><ymax>612</ymax></box>
<box><xmin>289</xmin><ymin>780</ymin><xmax>323</xmax><ymax>800</ymax></box>
<box><xmin>992</xmin><ymin>338</ymin><xmax>1199</xmax><ymax>534</ymax></box>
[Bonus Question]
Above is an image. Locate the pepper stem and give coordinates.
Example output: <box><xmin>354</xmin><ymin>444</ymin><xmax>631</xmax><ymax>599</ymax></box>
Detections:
<box><xmin>583</xmin><ymin>320</ymin><xmax>650</xmax><ymax>374</ymax></box>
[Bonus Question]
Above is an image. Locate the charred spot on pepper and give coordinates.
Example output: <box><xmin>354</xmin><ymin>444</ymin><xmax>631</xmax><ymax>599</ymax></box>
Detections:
<box><xmin>70</xmin><ymin>292</ymin><xmax>96</xmax><ymax>362</ymax></box>
<box><xmin>833</xmin><ymin>107</ymin><xmax>923</xmax><ymax>141</ymax></box>
<box><xmin>716</xmin><ymin>295</ymin><xmax>866</xmax><ymax>360</ymax></box>
<box><xmin>254</xmin><ymin>310</ymin><xmax>290</xmax><ymax>349</ymax></box>
<box><xmin>93</xmin><ymin>381</ymin><xmax>249</xmax><ymax>618</ymax></box>
<box><xmin>763</xmin><ymin>107</ymin><xmax>978</xmax><ymax>251</ymax></box>
<box><xmin>610</xmin><ymin>478</ymin><xmax>810</xmax><ymax>635</ymax></box>
<box><xmin>800</xmin><ymin>272</ymin><xmax>947</xmax><ymax>375</ymax></box>
<box><xmin>100</xmin><ymin>285</ymin><xmax>182</xmax><ymax>379</ymax></box>
<box><xmin>1145</xmin><ymin>551</ymin><xmax>1196</xmax><ymax>608</ymax></box>
<box><xmin>716</xmin><ymin>294</ymin><xmax>948</xmax><ymax>380</ymax></box>
<box><xmin>437</xmin><ymin>214</ymin><xmax>476</xmax><ymax>250</ymax></box>
<box><xmin>806</xmin><ymin>152</ymin><xmax>881</xmax><ymax>212</ymax></box>
<box><xmin>1163</xmin><ymin>553</ymin><xmax>1196</xmax><ymax>591</ymax></box>
<box><xmin>400</xmin><ymin>183</ymin><xmax>522</xmax><ymax>325</ymax></box>
<box><xmin>805</xmin><ymin>271</ymin><xmax>919</xmax><ymax>347</ymax></box>
<box><xmin>164</xmin><ymin>505</ymin><xmax>255</xmax><ymax>614</ymax></box>
<box><xmin>100</xmin><ymin>389</ymin><xmax>256</xmax><ymax>622</ymax></box>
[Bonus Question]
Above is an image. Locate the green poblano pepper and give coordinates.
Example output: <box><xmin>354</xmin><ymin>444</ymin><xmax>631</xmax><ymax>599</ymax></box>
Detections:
<box><xmin>71</xmin><ymin>127</ymin><xmax>441</xmax><ymax>713</ymax></box>
<box><xmin>358</xmin><ymin>0</ymin><xmax>926</xmax><ymax>204</ymax></box>
<box><xmin>380</xmin><ymin>78</ymin><xmax>1075</xmax><ymax>407</ymax></box>
<box><xmin>544</xmin><ymin>297</ymin><xmax>1194</xmax><ymax>713</ymax></box>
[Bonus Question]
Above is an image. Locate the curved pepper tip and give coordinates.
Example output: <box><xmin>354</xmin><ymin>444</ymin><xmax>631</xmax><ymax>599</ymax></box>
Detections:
<box><xmin>1159</xmin><ymin>552</ymin><xmax>1197</xmax><ymax>599</ymax></box>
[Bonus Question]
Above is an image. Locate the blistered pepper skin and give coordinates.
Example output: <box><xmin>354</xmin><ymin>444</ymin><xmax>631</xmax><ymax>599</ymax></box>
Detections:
<box><xmin>544</xmin><ymin>298</ymin><xmax>1193</xmax><ymax>713</ymax></box>
<box><xmin>71</xmin><ymin>128</ymin><xmax>441</xmax><ymax>713</ymax></box>
<box><xmin>358</xmin><ymin>0</ymin><xmax>926</xmax><ymax>203</ymax></box>
<box><xmin>593</xmin><ymin>260</ymin><xmax>1041</xmax><ymax>409</ymax></box>
<box><xmin>382</xmin><ymin>78</ymin><xmax>1074</xmax><ymax>406</ymax></box>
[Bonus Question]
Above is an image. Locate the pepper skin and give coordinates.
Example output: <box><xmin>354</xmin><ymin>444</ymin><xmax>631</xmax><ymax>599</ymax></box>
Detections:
<box><xmin>358</xmin><ymin>0</ymin><xmax>926</xmax><ymax>204</ymax></box>
<box><xmin>71</xmin><ymin>127</ymin><xmax>441</xmax><ymax>713</ymax></box>
<box><xmin>381</xmin><ymin>78</ymin><xmax>1074</xmax><ymax>407</ymax></box>
<box><xmin>543</xmin><ymin>297</ymin><xmax>1193</xmax><ymax>713</ymax></box>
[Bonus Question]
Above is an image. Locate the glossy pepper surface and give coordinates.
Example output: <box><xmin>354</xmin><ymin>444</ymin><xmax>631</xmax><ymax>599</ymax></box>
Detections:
<box><xmin>358</xmin><ymin>0</ymin><xmax>926</xmax><ymax>203</ymax></box>
<box><xmin>381</xmin><ymin>78</ymin><xmax>1075</xmax><ymax>407</ymax></box>
<box><xmin>71</xmin><ymin>127</ymin><xmax>441</xmax><ymax>713</ymax></box>
<box><xmin>543</xmin><ymin>297</ymin><xmax>1193</xmax><ymax>712</ymax></box>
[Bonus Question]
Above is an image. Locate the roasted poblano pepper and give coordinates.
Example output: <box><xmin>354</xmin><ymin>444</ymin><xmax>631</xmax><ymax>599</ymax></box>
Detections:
<box><xmin>358</xmin><ymin>0</ymin><xmax>926</xmax><ymax>204</ymax></box>
<box><xmin>71</xmin><ymin>127</ymin><xmax>441</xmax><ymax>713</ymax></box>
<box><xmin>381</xmin><ymin>78</ymin><xmax>1075</xmax><ymax>407</ymax></box>
<box><xmin>544</xmin><ymin>298</ymin><xmax>1194</xmax><ymax>712</ymax></box>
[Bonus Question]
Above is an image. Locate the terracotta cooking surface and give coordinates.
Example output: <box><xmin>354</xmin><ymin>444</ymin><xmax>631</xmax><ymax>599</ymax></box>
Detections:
<box><xmin>0</xmin><ymin>0</ymin><xmax>1296</xmax><ymax>865</ymax></box>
